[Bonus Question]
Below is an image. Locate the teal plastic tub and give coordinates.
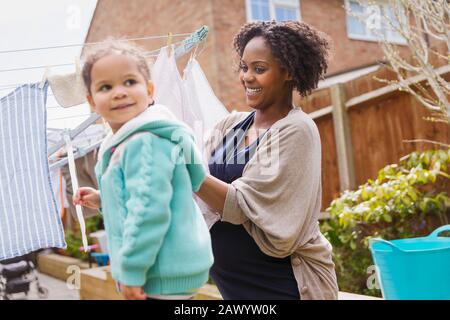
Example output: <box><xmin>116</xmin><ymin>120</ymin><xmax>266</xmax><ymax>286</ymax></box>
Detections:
<box><xmin>369</xmin><ymin>225</ymin><xmax>450</xmax><ymax>300</ymax></box>
<box><xmin>91</xmin><ymin>253</ymin><xmax>110</xmax><ymax>267</ymax></box>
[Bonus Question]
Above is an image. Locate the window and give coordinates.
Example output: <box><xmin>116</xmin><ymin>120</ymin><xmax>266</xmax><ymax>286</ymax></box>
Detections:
<box><xmin>246</xmin><ymin>0</ymin><xmax>301</xmax><ymax>22</ymax></box>
<box><xmin>345</xmin><ymin>0</ymin><xmax>406</xmax><ymax>44</ymax></box>
<box><xmin>250</xmin><ymin>0</ymin><xmax>271</xmax><ymax>21</ymax></box>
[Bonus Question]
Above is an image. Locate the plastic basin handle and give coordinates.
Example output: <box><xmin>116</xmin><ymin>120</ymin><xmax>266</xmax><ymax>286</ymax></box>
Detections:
<box><xmin>370</xmin><ymin>238</ymin><xmax>402</xmax><ymax>252</ymax></box>
<box><xmin>428</xmin><ymin>225</ymin><xmax>450</xmax><ymax>238</ymax></box>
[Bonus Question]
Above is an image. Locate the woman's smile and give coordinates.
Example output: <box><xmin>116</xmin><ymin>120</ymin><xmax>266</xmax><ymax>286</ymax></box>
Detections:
<box><xmin>245</xmin><ymin>87</ymin><xmax>262</xmax><ymax>98</ymax></box>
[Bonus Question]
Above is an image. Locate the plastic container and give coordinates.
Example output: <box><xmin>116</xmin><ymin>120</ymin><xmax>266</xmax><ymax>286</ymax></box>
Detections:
<box><xmin>89</xmin><ymin>230</ymin><xmax>109</xmax><ymax>253</ymax></box>
<box><xmin>369</xmin><ymin>225</ymin><xmax>450</xmax><ymax>300</ymax></box>
<box><xmin>91</xmin><ymin>253</ymin><xmax>110</xmax><ymax>267</ymax></box>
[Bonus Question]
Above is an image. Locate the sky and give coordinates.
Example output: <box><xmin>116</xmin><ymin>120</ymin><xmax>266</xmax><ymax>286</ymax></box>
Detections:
<box><xmin>0</xmin><ymin>0</ymin><xmax>98</xmax><ymax>129</ymax></box>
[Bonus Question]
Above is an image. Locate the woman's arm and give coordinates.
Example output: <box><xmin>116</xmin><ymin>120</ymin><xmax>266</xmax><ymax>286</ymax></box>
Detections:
<box><xmin>195</xmin><ymin>174</ymin><xmax>229</xmax><ymax>215</ymax></box>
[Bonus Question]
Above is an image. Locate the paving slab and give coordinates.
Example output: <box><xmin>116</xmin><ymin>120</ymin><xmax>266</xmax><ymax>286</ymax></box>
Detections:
<box><xmin>5</xmin><ymin>271</ymin><xmax>79</xmax><ymax>300</ymax></box>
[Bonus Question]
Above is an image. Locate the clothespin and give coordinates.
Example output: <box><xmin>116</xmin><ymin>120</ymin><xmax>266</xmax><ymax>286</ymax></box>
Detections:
<box><xmin>39</xmin><ymin>67</ymin><xmax>49</xmax><ymax>89</ymax></box>
<box><xmin>167</xmin><ymin>32</ymin><xmax>173</xmax><ymax>57</ymax></box>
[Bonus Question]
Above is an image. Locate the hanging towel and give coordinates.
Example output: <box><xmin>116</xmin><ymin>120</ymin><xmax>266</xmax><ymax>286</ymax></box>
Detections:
<box><xmin>49</xmin><ymin>166</ymin><xmax>69</xmax><ymax>214</ymax></box>
<box><xmin>47</xmin><ymin>71</ymin><xmax>86</xmax><ymax>108</ymax></box>
<box><xmin>0</xmin><ymin>83</ymin><xmax>66</xmax><ymax>261</ymax></box>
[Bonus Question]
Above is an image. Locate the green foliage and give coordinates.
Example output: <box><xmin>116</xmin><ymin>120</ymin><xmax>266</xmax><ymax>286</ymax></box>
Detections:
<box><xmin>64</xmin><ymin>214</ymin><xmax>104</xmax><ymax>261</ymax></box>
<box><xmin>321</xmin><ymin>149</ymin><xmax>450</xmax><ymax>296</ymax></box>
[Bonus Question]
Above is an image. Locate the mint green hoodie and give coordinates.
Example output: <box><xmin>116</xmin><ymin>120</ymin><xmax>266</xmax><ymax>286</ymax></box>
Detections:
<box><xmin>95</xmin><ymin>104</ymin><xmax>213</xmax><ymax>295</ymax></box>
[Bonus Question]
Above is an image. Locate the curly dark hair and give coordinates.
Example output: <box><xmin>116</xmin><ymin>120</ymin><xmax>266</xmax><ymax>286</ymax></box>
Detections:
<box><xmin>233</xmin><ymin>20</ymin><xmax>331</xmax><ymax>97</ymax></box>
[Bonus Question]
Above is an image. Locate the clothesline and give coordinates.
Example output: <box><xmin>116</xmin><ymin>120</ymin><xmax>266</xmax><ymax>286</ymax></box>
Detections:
<box><xmin>0</xmin><ymin>44</ymin><xmax>177</xmax><ymax>74</ymax></box>
<box><xmin>47</xmin><ymin>105</ymin><xmax>86</xmax><ymax>109</ymax></box>
<box><xmin>48</xmin><ymin>114</ymin><xmax>92</xmax><ymax>121</ymax></box>
<box><xmin>0</xmin><ymin>32</ymin><xmax>192</xmax><ymax>54</ymax></box>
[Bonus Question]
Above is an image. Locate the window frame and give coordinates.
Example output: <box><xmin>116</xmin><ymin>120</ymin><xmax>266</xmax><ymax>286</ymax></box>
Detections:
<box><xmin>246</xmin><ymin>0</ymin><xmax>301</xmax><ymax>22</ymax></box>
<box><xmin>345</xmin><ymin>0</ymin><xmax>407</xmax><ymax>45</ymax></box>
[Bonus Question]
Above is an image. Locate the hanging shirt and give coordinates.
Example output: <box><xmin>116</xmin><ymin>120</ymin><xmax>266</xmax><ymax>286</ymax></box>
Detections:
<box><xmin>0</xmin><ymin>83</ymin><xmax>66</xmax><ymax>261</ymax></box>
<box><xmin>208</xmin><ymin>111</ymin><xmax>300</xmax><ymax>300</ymax></box>
<box><xmin>152</xmin><ymin>47</ymin><xmax>229</xmax><ymax>151</ymax></box>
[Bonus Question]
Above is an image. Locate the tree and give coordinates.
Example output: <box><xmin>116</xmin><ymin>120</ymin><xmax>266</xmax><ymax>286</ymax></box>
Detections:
<box><xmin>349</xmin><ymin>0</ymin><xmax>450</xmax><ymax>123</ymax></box>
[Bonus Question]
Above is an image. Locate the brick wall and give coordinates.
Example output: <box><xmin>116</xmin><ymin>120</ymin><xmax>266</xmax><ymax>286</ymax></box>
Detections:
<box><xmin>210</xmin><ymin>0</ymin><xmax>247</xmax><ymax>111</ymax></box>
<box><xmin>85</xmin><ymin>0</ymin><xmax>408</xmax><ymax>110</ymax></box>
<box><xmin>301</xmin><ymin>0</ymin><xmax>390</xmax><ymax>76</ymax></box>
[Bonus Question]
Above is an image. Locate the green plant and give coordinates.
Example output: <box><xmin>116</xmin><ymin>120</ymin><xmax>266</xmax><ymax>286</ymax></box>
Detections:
<box><xmin>64</xmin><ymin>214</ymin><xmax>104</xmax><ymax>261</ymax></box>
<box><xmin>321</xmin><ymin>148</ymin><xmax>450</xmax><ymax>296</ymax></box>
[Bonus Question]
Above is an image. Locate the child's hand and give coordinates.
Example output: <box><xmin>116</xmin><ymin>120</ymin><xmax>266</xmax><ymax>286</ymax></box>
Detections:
<box><xmin>73</xmin><ymin>187</ymin><xmax>101</xmax><ymax>209</ymax></box>
<box><xmin>120</xmin><ymin>284</ymin><xmax>147</xmax><ymax>300</ymax></box>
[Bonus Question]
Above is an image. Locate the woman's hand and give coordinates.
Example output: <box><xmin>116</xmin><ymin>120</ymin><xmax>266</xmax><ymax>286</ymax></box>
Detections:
<box><xmin>120</xmin><ymin>284</ymin><xmax>147</xmax><ymax>300</ymax></box>
<box><xmin>73</xmin><ymin>187</ymin><xmax>101</xmax><ymax>209</ymax></box>
<box><xmin>195</xmin><ymin>175</ymin><xmax>229</xmax><ymax>214</ymax></box>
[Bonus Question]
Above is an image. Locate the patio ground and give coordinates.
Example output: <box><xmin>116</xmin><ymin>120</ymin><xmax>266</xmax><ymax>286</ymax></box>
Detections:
<box><xmin>9</xmin><ymin>271</ymin><xmax>381</xmax><ymax>300</ymax></box>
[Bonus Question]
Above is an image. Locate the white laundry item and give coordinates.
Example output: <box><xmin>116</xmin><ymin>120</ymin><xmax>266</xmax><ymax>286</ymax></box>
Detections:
<box><xmin>183</xmin><ymin>58</ymin><xmax>229</xmax><ymax>132</ymax></box>
<box><xmin>0</xmin><ymin>83</ymin><xmax>66</xmax><ymax>261</ymax></box>
<box><xmin>182</xmin><ymin>59</ymin><xmax>229</xmax><ymax>228</ymax></box>
<box><xmin>152</xmin><ymin>47</ymin><xmax>230</xmax><ymax>227</ymax></box>
<box><xmin>47</xmin><ymin>70</ymin><xmax>86</xmax><ymax>108</ymax></box>
<box><xmin>63</xmin><ymin>133</ymin><xmax>89</xmax><ymax>252</ymax></box>
<box><xmin>152</xmin><ymin>48</ymin><xmax>229</xmax><ymax>153</ymax></box>
<box><xmin>152</xmin><ymin>45</ymin><xmax>199</xmax><ymax>130</ymax></box>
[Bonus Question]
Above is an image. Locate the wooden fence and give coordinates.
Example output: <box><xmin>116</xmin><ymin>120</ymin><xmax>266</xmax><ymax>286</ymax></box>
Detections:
<box><xmin>295</xmin><ymin>64</ymin><xmax>450</xmax><ymax>212</ymax></box>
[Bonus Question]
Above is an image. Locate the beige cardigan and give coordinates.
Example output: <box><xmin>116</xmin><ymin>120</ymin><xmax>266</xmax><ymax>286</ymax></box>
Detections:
<box><xmin>202</xmin><ymin>107</ymin><xmax>339</xmax><ymax>300</ymax></box>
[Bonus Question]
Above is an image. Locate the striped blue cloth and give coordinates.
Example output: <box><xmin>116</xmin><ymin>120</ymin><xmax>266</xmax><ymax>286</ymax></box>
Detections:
<box><xmin>0</xmin><ymin>83</ymin><xmax>66</xmax><ymax>261</ymax></box>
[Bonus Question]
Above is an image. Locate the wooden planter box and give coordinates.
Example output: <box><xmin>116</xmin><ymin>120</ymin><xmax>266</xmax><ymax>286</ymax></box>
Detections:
<box><xmin>80</xmin><ymin>266</ymin><xmax>124</xmax><ymax>300</ymax></box>
<box><xmin>37</xmin><ymin>252</ymin><xmax>94</xmax><ymax>282</ymax></box>
<box><xmin>79</xmin><ymin>265</ymin><xmax>222</xmax><ymax>300</ymax></box>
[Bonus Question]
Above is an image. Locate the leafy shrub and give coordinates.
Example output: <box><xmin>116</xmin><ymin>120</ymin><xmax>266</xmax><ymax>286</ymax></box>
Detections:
<box><xmin>320</xmin><ymin>149</ymin><xmax>450</xmax><ymax>296</ymax></box>
<box><xmin>64</xmin><ymin>214</ymin><xmax>104</xmax><ymax>261</ymax></box>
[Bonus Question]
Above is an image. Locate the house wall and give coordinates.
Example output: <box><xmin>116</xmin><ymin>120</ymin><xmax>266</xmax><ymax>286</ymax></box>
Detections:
<box><xmin>86</xmin><ymin>0</ymin><xmax>408</xmax><ymax>110</ymax></box>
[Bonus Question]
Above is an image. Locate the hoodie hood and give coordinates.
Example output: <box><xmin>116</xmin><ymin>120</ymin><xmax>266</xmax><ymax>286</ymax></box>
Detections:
<box><xmin>98</xmin><ymin>104</ymin><xmax>205</xmax><ymax>191</ymax></box>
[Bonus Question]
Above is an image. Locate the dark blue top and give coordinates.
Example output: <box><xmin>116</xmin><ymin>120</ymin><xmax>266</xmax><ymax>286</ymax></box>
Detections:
<box><xmin>208</xmin><ymin>112</ymin><xmax>300</xmax><ymax>300</ymax></box>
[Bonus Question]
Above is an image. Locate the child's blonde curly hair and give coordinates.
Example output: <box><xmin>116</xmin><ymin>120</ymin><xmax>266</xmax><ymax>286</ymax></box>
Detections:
<box><xmin>81</xmin><ymin>39</ymin><xmax>151</xmax><ymax>94</ymax></box>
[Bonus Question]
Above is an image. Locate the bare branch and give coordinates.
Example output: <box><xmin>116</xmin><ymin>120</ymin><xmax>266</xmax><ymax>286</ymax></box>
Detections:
<box><xmin>349</xmin><ymin>0</ymin><xmax>450</xmax><ymax>120</ymax></box>
<box><xmin>402</xmin><ymin>139</ymin><xmax>450</xmax><ymax>148</ymax></box>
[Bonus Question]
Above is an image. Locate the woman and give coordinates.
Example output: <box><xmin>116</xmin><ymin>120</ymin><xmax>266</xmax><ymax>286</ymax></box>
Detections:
<box><xmin>195</xmin><ymin>20</ymin><xmax>338</xmax><ymax>300</ymax></box>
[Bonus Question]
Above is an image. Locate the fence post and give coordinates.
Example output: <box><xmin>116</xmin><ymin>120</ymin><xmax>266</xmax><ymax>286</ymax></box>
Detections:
<box><xmin>331</xmin><ymin>83</ymin><xmax>356</xmax><ymax>192</ymax></box>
